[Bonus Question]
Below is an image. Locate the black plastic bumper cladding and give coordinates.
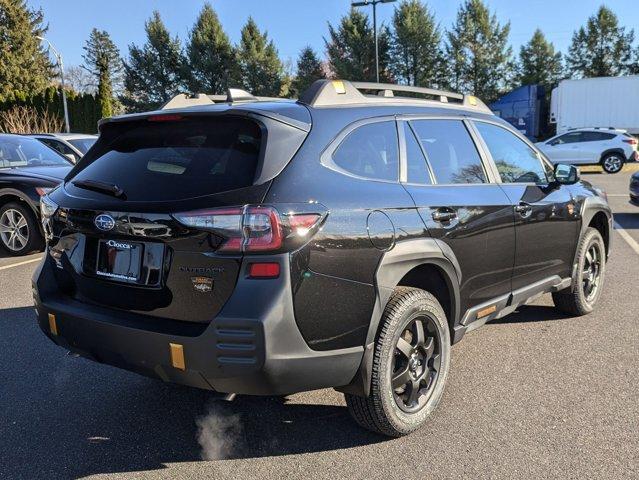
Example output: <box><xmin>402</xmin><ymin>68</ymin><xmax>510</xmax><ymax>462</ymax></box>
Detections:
<box><xmin>33</xmin><ymin>254</ymin><xmax>363</xmax><ymax>395</ymax></box>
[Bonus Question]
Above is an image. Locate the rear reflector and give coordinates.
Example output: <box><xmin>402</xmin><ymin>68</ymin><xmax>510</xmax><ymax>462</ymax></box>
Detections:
<box><xmin>48</xmin><ymin>313</ymin><xmax>58</xmax><ymax>336</ymax></box>
<box><xmin>248</xmin><ymin>263</ymin><xmax>280</xmax><ymax>278</ymax></box>
<box><xmin>169</xmin><ymin>343</ymin><xmax>186</xmax><ymax>370</ymax></box>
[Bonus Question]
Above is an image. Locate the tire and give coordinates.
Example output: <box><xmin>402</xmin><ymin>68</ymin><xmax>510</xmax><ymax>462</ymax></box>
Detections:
<box><xmin>601</xmin><ymin>153</ymin><xmax>624</xmax><ymax>174</ymax></box>
<box><xmin>345</xmin><ymin>287</ymin><xmax>451</xmax><ymax>437</ymax></box>
<box><xmin>552</xmin><ymin>227</ymin><xmax>606</xmax><ymax>316</ymax></box>
<box><xmin>0</xmin><ymin>202</ymin><xmax>43</xmax><ymax>256</ymax></box>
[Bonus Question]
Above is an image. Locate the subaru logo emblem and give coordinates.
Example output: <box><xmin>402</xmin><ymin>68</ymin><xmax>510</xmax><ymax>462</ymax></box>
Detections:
<box><xmin>95</xmin><ymin>214</ymin><xmax>115</xmax><ymax>231</ymax></box>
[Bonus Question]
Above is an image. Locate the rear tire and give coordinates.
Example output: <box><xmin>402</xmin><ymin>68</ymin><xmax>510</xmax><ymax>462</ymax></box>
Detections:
<box><xmin>345</xmin><ymin>287</ymin><xmax>450</xmax><ymax>437</ymax></box>
<box><xmin>552</xmin><ymin>227</ymin><xmax>606</xmax><ymax>316</ymax></box>
<box><xmin>0</xmin><ymin>202</ymin><xmax>43</xmax><ymax>256</ymax></box>
<box><xmin>601</xmin><ymin>153</ymin><xmax>624</xmax><ymax>174</ymax></box>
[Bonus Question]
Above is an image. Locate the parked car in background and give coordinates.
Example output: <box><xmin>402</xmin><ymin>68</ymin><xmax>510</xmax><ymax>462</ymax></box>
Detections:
<box><xmin>536</xmin><ymin>128</ymin><xmax>638</xmax><ymax>173</ymax></box>
<box><xmin>34</xmin><ymin>80</ymin><xmax>611</xmax><ymax>437</ymax></box>
<box><xmin>29</xmin><ymin>133</ymin><xmax>97</xmax><ymax>163</ymax></box>
<box><xmin>631</xmin><ymin>171</ymin><xmax>639</xmax><ymax>206</ymax></box>
<box><xmin>0</xmin><ymin>134</ymin><xmax>72</xmax><ymax>255</ymax></box>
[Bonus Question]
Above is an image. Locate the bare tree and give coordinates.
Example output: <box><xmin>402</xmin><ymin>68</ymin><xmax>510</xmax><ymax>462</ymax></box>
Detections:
<box><xmin>0</xmin><ymin>106</ymin><xmax>63</xmax><ymax>133</ymax></box>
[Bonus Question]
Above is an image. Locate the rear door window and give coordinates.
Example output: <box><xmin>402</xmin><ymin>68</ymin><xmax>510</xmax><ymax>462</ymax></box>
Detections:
<box><xmin>404</xmin><ymin>123</ymin><xmax>432</xmax><ymax>184</ymax></box>
<box><xmin>410</xmin><ymin>119</ymin><xmax>486</xmax><ymax>184</ymax></box>
<box><xmin>70</xmin><ymin>117</ymin><xmax>263</xmax><ymax>201</ymax></box>
<box><xmin>331</xmin><ymin>121</ymin><xmax>399</xmax><ymax>182</ymax></box>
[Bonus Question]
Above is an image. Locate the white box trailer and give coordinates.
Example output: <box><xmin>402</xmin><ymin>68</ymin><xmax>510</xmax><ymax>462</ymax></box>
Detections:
<box><xmin>550</xmin><ymin>76</ymin><xmax>639</xmax><ymax>135</ymax></box>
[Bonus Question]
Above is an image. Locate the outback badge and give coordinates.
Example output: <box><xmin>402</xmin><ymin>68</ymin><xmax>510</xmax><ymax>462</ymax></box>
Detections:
<box><xmin>191</xmin><ymin>276</ymin><xmax>213</xmax><ymax>293</ymax></box>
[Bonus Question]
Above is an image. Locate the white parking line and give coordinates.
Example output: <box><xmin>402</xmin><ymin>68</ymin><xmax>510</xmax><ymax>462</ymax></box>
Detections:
<box><xmin>614</xmin><ymin>221</ymin><xmax>639</xmax><ymax>256</ymax></box>
<box><xmin>0</xmin><ymin>256</ymin><xmax>43</xmax><ymax>271</ymax></box>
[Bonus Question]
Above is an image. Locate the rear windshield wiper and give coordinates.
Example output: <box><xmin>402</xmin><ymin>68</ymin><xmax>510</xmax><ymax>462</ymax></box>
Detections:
<box><xmin>71</xmin><ymin>179</ymin><xmax>127</xmax><ymax>199</ymax></box>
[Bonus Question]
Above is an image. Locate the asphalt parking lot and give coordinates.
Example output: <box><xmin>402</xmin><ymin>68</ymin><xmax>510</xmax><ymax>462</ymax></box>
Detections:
<box><xmin>1</xmin><ymin>170</ymin><xmax>638</xmax><ymax>480</ymax></box>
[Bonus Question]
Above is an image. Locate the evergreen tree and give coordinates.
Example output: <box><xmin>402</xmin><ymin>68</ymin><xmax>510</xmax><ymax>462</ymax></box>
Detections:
<box><xmin>183</xmin><ymin>3</ymin><xmax>237</xmax><ymax>94</ymax></box>
<box><xmin>291</xmin><ymin>46</ymin><xmax>325</xmax><ymax>97</ymax></box>
<box><xmin>444</xmin><ymin>0</ymin><xmax>514</xmax><ymax>103</ymax></box>
<box><xmin>236</xmin><ymin>17</ymin><xmax>284</xmax><ymax>97</ymax></box>
<box><xmin>325</xmin><ymin>9</ymin><xmax>391</xmax><ymax>82</ymax></box>
<box><xmin>567</xmin><ymin>6</ymin><xmax>634</xmax><ymax>78</ymax></box>
<box><xmin>82</xmin><ymin>28</ymin><xmax>122</xmax><ymax>118</ymax></box>
<box><xmin>122</xmin><ymin>11</ymin><xmax>183</xmax><ymax>112</ymax></box>
<box><xmin>518</xmin><ymin>29</ymin><xmax>563</xmax><ymax>89</ymax></box>
<box><xmin>0</xmin><ymin>0</ymin><xmax>51</xmax><ymax>101</ymax></box>
<box><xmin>389</xmin><ymin>0</ymin><xmax>443</xmax><ymax>87</ymax></box>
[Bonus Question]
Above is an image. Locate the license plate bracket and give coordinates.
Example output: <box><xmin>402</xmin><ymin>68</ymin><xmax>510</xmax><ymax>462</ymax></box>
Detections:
<box><xmin>96</xmin><ymin>239</ymin><xmax>143</xmax><ymax>283</ymax></box>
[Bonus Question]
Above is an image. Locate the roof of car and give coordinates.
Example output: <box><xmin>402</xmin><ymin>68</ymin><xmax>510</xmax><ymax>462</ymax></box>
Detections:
<box><xmin>28</xmin><ymin>133</ymin><xmax>98</xmax><ymax>140</ymax></box>
<box><xmin>565</xmin><ymin>128</ymin><xmax>626</xmax><ymax>134</ymax></box>
<box><xmin>99</xmin><ymin>80</ymin><xmax>494</xmax><ymax>132</ymax></box>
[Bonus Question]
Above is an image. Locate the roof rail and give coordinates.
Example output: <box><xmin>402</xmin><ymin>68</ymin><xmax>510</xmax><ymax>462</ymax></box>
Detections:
<box><xmin>298</xmin><ymin>79</ymin><xmax>491</xmax><ymax>112</ymax></box>
<box><xmin>161</xmin><ymin>88</ymin><xmax>286</xmax><ymax>110</ymax></box>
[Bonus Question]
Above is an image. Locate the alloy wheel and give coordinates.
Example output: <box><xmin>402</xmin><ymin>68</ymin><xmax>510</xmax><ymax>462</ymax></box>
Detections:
<box><xmin>391</xmin><ymin>315</ymin><xmax>441</xmax><ymax>413</ymax></box>
<box><xmin>603</xmin><ymin>155</ymin><xmax>622</xmax><ymax>173</ymax></box>
<box><xmin>0</xmin><ymin>209</ymin><xmax>29</xmax><ymax>252</ymax></box>
<box><xmin>582</xmin><ymin>242</ymin><xmax>602</xmax><ymax>302</ymax></box>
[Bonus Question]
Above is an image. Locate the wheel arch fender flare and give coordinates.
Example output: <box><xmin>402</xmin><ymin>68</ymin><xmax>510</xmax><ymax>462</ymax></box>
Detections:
<box><xmin>337</xmin><ymin>238</ymin><xmax>461</xmax><ymax>398</ymax></box>
<box><xmin>0</xmin><ymin>188</ymin><xmax>40</xmax><ymax>215</ymax></box>
<box><xmin>599</xmin><ymin>148</ymin><xmax>626</xmax><ymax>163</ymax></box>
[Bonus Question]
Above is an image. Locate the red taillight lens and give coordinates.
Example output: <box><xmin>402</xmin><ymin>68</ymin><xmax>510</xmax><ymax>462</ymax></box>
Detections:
<box><xmin>173</xmin><ymin>205</ymin><xmax>297</xmax><ymax>253</ymax></box>
<box><xmin>248</xmin><ymin>262</ymin><xmax>280</xmax><ymax>278</ymax></box>
<box><xmin>623</xmin><ymin>138</ymin><xmax>638</xmax><ymax>145</ymax></box>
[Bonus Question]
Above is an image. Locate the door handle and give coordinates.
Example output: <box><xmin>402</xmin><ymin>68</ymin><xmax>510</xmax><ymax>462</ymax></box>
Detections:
<box><xmin>514</xmin><ymin>202</ymin><xmax>533</xmax><ymax>218</ymax></box>
<box><xmin>432</xmin><ymin>208</ymin><xmax>457</xmax><ymax>223</ymax></box>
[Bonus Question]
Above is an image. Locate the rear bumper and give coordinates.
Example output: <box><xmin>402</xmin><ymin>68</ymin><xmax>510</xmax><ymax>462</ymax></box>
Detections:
<box><xmin>32</xmin><ymin>255</ymin><xmax>363</xmax><ymax>395</ymax></box>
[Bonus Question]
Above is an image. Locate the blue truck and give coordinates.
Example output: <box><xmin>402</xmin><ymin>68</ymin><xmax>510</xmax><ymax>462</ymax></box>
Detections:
<box><xmin>489</xmin><ymin>85</ymin><xmax>548</xmax><ymax>141</ymax></box>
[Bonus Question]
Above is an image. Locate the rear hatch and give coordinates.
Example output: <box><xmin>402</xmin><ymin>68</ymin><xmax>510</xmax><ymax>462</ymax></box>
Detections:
<box><xmin>44</xmin><ymin>107</ymin><xmax>311</xmax><ymax>324</ymax></box>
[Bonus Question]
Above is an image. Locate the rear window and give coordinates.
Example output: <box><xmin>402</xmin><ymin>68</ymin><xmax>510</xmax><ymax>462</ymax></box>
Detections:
<box><xmin>71</xmin><ymin>117</ymin><xmax>262</xmax><ymax>201</ymax></box>
<box><xmin>68</xmin><ymin>138</ymin><xmax>96</xmax><ymax>154</ymax></box>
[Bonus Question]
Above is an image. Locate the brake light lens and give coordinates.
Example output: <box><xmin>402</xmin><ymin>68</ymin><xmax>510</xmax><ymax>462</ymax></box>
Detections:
<box><xmin>173</xmin><ymin>204</ymin><xmax>326</xmax><ymax>253</ymax></box>
<box><xmin>148</xmin><ymin>114</ymin><xmax>183</xmax><ymax>122</ymax></box>
<box><xmin>623</xmin><ymin>138</ymin><xmax>638</xmax><ymax>145</ymax></box>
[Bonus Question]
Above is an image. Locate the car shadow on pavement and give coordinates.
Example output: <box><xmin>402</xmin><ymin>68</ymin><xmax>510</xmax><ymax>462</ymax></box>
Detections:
<box><xmin>489</xmin><ymin>305</ymin><xmax>571</xmax><ymax>324</ymax></box>
<box><xmin>1</xmin><ymin>306</ymin><xmax>384</xmax><ymax>479</ymax></box>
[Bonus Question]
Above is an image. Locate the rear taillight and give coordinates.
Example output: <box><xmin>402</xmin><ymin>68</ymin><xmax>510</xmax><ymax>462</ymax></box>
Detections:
<box><xmin>623</xmin><ymin>138</ymin><xmax>638</xmax><ymax>145</ymax></box>
<box><xmin>173</xmin><ymin>204</ymin><xmax>326</xmax><ymax>253</ymax></box>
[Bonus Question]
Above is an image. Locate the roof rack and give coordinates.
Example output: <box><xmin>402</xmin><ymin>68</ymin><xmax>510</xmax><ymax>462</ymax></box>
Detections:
<box><xmin>161</xmin><ymin>88</ymin><xmax>285</xmax><ymax>110</ymax></box>
<box><xmin>298</xmin><ymin>79</ymin><xmax>491</xmax><ymax>112</ymax></box>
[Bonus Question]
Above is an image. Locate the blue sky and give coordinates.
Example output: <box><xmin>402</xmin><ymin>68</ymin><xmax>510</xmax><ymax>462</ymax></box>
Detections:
<box><xmin>28</xmin><ymin>0</ymin><xmax>639</xmax><ymax>70</ymax></box>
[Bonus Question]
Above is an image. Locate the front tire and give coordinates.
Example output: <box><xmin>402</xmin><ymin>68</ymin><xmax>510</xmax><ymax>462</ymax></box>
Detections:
<box><xmin>552</xmin><ymin>227</ymin><xmax>606</xmax><ymax>316</ymax></box>
<box><xmin>345</xmin><ymin>287</ymin><xmax>450</xmax><ymax>437</ymax></box>
<box><xmin>601</xmin><ymin>153</ymin><xmax>624</xmax><ymax>174</ymax></box>
<box><xmin>0</xmin><ymin>202</ymin><xmax>43</xmax><ymax>256</ymax></box>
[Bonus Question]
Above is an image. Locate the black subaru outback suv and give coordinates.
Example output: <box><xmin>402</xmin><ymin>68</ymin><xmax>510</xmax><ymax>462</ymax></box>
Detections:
<box><xmin>34</xmin><ymin>80</ymin><xmax>611</xmax><ymax>437</ymax></box>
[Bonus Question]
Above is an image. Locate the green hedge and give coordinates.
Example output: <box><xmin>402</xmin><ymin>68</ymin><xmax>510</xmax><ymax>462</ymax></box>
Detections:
<box><xmin>0</xmin><ymin>86</ymin><xmax>102</xmax><ymax>133</ymax></box>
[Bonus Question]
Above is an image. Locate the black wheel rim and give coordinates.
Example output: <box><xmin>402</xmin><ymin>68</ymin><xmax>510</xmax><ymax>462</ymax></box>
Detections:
<box><xmin>582</xmin><ymin>242</ymin><xmax>602</xmax><ymax>302</ymax></box>
<box><xmin>391</xmin><ymin>315</ymin><xmax>442</xmax><ymax>413</ymax></box>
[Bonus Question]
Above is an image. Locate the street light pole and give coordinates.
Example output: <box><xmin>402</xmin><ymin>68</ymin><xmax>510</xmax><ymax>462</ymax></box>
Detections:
<box><xmin>352</xmin><ymin>0</ymin><xmax>396</xmax><ymax>83</ymax></box>
<box><xmin>37</xmin><ymin>36</ymin><xmax>70</xmax><ymax>133</ymax></box>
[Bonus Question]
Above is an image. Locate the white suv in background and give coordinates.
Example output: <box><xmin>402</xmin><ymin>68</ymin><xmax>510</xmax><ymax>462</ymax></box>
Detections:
<box><xmin>536</xmin><ymin>128</ymin><xmax>638</xmax><ymax>174</ymax></box>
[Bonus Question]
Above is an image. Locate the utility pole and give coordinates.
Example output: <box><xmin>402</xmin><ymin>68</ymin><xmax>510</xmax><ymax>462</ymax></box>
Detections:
<box><xmin>37</xmin><ymin>36</ymin><xmax>70</xmax><ymax>133</ymax></box>
<box><xmin>351</xmin><ymin>0</ymin><xmax>397</xmax><ymax>83</ymax></box>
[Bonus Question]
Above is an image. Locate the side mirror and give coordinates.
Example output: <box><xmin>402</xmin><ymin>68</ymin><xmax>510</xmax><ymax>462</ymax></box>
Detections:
<box><xmin>554</xmin><ymin>164</ymin><xmax>579</xmax><ymax>185</ymax></box>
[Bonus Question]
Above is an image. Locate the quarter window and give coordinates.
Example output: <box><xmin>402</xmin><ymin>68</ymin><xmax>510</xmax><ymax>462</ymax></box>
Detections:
<box><xmin>332</xmin><ymin>121</ymin><xmax>399</xmax><ymax>181</ymax></box>
<box><xmin>475</xmin><ymin>122</ymin><xmax>548</xmax><ymax>185</ymax></box>
<box><xmin>410</xmin><ymin>119</ymin><xmax>486</xmax><ymax>184</ymax></box>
